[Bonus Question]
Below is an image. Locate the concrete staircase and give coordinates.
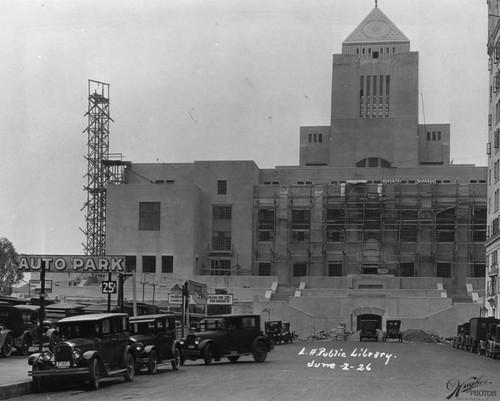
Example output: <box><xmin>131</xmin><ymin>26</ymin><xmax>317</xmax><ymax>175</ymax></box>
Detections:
<box><xmin>271</xmin><ymin>285</ymin><xmax>296</xmax><ymax>301</ymax></box>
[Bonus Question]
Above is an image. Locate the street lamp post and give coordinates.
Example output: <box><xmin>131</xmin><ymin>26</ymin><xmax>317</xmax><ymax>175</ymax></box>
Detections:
<box><xmin>139</xmin><ymin>280</ymin><xmax>148</xmax><ymax>303</ymax></box>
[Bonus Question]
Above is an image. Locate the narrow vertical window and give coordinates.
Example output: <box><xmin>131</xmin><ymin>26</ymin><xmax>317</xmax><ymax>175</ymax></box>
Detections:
<box><xmin>162</xmin><ymin>256</ymin><xmax>174</xmax><ymax>273</ymax></box>
<box><xmin>217</xmin><ymin>180</ymin><xmax>227</xmax><ymax>195</ymax></box>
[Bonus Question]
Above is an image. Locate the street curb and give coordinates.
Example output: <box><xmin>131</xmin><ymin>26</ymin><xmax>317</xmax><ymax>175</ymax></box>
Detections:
<box><xmin>0</xmin><ymin>381</ymin><xmax>32</xmax><ymax>400</ymax></box>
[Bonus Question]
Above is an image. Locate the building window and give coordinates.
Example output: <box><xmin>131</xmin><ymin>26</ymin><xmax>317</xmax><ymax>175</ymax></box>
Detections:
<box><xmin>427</xmin><ymin>132</ymin><xmax>430</xmax><ymax>141</ymax></box>
<box><xmin>399</xmin><ymin>209</ymin><xmax>418</xmax><ymax>242</ymax></box>
<box><xmin>328</xmin><ymin>263</ymin><xmax>342</xmax><ymax>276</ymax></box>
<box><xmin>212</xmin><ymin>231</ymin><xmax>232</xmax><ymax>251</ymax></box>
<box><xmin>326</xmin><ymin>208</ymin><xmax>345</xmax><ymax>242</ymax></box>
<box><xmin>472</xmin><ymin>208</ymin><xmax>487</xmax><ymax>242</ymax></box>
<box><xmin>139</xmin><ymin>202</ymin><xmax>160</xmax><ymax>231</ymax></box>
<box><xmin>142</xmin><ymin>256</ymin><xmax>156</xmax><ymax>273</ymax></box>
<box><xmin>291</xmin><ymin>209</ymin><xmax>311</xmax><ymax>242</ymax></box>
<box><xmin>162</xmin><ymin>256</ymin><xmax>173</xmax><ymax>273</ymax></box>
<box><xmin>293</xmin><ymin>263</ymin><xmax>307</xmax><ymax>277</ymax></box>
<box><xmin>257</xmin><ymin>208</ymin><xmax>275</xmax><ymax>242</ymax></box>
<box><xmin>436</xmin><ymin>208</ymin><xmax>455</xmax><ymax>242</ymax></box>
<box><xmin>125</xmin><ymin>256</ymin><xmax>136</xmax><ymax>272</ymax></box>
<box><xmin>258</xmin><ymin>262</ymin><xmax>271</xmax><ymax>276</ymax></box>
<box><xmin>437</xmin><ymin>131</ymin><xmax>441</xmax><ymax>140</ymax></box>
<box><xmin>436</xmin><ymin>263</ymin><xmax>451</xmax><ymax>278</ymax></box>
<box><xmin>473</xmin><ymin>263</ymin><xmax>485</xmax><ymax>278</ymax></box>
<box><xmin>211</xmin><ymin>259</ymin><xmax>231</xmax><ymax>276</ymax></box>
<box><xmin>217</xmin><ymin>180</ymin><xmax>227</xmax><ymax>195</ymax></box>
<box><xmin>400</xmin><ymin>263</ymin><xmax>414</xmax><ymax>277</ymax></box>
<box><xmin>212</xmin><ymin>206</ymin><xmax>232</xmax><ymax>219</ymax></box>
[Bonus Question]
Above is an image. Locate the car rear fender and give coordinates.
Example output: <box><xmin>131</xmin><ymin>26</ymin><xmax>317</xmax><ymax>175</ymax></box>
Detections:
<box><xmin>198</xmin><ymin>339</ymin><xmax>215</xmax><ymax>352</ymax></box>
<box><xmin>0</xmin><ymin>329</ymin><xmax>13</xmax><ymax>348</ymax></box>
<box><xmin>123</xmin><ymin>345</ymin><xmax>135</xmax><ymax>364</ymax></box>
<box><xmin>252</xmin><ymin>336</ymin><xmax>271</xmax><ymax>351</ymax></box>
<box><xmin>45</xmin><ymin>328</ymin><xmax>57</xmax><ymax>340</ymax></box>
<box><xmin>170</xmin><ymin>340</ymin><xmax>181</xmax><ymax>354</ymax></box>
<box><xmin>15</xmin><ymin>331</ymin><xmax>31</xmax><ymax>348</ymax></box>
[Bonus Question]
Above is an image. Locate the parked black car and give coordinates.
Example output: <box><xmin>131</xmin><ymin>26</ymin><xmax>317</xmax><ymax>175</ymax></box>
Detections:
<box><xmin>180</xmin><ymin>314</ymin><xmax>272</xmax><ymax>365</ymax></box>
<box><xmin>382</xmin><ymin>320</ymin><xmax>403</xmax><ymax>342</ymax></box>
<box><xmin>0</xmin><ymin>305</ymin><xmax>58</xmax><ymax>357</ymax></box>
<box><xmin>359</xmin><ymin>318</ymin><xmax>378</xmax><ymax>342</ymax></box>
<box><xmin>486</xmin><ymin>324</ymin><xmax>500</xmax><ymax>358</ymax></box>
<box><xmin>264</xmin><ymin>321</ymin><xmax>293</xmax><ymax>345</ymax></box>
<box><xmin>28</xmin><ymin>313</ymin><xmax>135</xmax><ymax>392</ymax></box>
<box><xmin>129</xmin><ymin>314</ymin><xmax>182</xmax><ymax>374</ymax></box>
<box><xmin>464</xmin><ymin>317</ymin><xmax>500</xmax><ymax>353</ymax></box>
<box><xmin>477</xmin><ymin>323</ymin><xmax>498</xmax><ymax>355</ymax></box>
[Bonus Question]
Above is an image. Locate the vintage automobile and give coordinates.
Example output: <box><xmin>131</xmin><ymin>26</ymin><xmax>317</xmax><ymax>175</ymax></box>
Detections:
<box><xmin>359</xmin><ymin>318</ymin><xmax>378</xmax><ymax>342</ymax></box>
<box><xmin>0</xmin><ymin>305</ymin><xmax>58</xmax><ymax>357</ymax></box>
<box><xmin>264</xmin><ymin>320</ymin><xmax>284</xmax><ymax>345</ymax></box>
<box><xmin>264</xmin><ymin>321</ymin><xmax>293</xmax><ymax>345</ymax></box>
<box><xmin>485</xmin><ymin>324</ymin><xmax>500</xmax><ymax>359</ymax></box>
<box><xmin>83</xmin><ymin>302</ymin><xmax>159</xmax><ymax>316</ymax></box>
<box><xmin>129</xmin><ymin>314</ymin><xmax>182</xmax><ymax>374</ymax></box>
<box><xmin>382</xmin><ymin>320</ymin><xmax>403</xmax><ymax>342</ymax></box>
<box><xmin>281</xmin><ymin>321</ymin><xmax>293</xmax><ymax>344</ymax></box>
<box><xmin>464</xmin><ymin>317</ymin><xmax>500</xmax><ymax>353</ymax></box>
<box><xmin>28</xmin><ymin>313</ymin><xmax>135</xmax><ymax>392</ymax></box>
<box><xmin>477</xmin><ymin>323</ymin><xmax>498</xmax><ymax>356</ymax></box>
<box><xmin>456</xmin><ymin>322</ymin><xmax>471</xmax><ymax>350</ymax></box>
<box><xmin>44</xmin><ymin>303</ymin><xmax>86</xmax><ymax>324</ymax></box>
<box><xmin>452</xmin><ymin>324</ymin><xmax>466</xmax><ymax>348</ymax></box>
<box><xmin>180</xmin><ymin>314</ymin><xmax>272</xmax><ymax>365</ymax></box>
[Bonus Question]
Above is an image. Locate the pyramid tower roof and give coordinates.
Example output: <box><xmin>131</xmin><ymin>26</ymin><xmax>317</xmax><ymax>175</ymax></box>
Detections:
<box><xmin>343</xmin><ymin>6</ymin><xmax>410</xmax><ymax>45</ymax></box>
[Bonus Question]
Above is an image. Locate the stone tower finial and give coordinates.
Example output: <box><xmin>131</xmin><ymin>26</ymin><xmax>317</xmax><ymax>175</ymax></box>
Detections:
<box><xmin>375</xmin><ymin>0</ymin><xmax>378</xmax><ymax>8</ymax></box>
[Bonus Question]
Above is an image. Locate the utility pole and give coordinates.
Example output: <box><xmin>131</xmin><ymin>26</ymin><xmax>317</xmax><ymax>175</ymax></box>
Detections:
<box><xmin>38</xmin><ymin>261</ymin><xmax>46</xmax><ymax>353</ymax></box>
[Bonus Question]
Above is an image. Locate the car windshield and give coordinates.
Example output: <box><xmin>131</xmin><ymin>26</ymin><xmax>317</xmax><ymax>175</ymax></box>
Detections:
<box><xmin>59</xmin><ymin>321</ymin><xmax>99</xmax><ymax>339</ymax></box>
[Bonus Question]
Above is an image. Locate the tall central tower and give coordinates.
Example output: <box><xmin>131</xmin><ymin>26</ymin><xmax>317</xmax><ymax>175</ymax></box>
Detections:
<box><xmin>300</xmin><ymin>5</ymin><xmax>450</xmax><ymax>168</ymax></box>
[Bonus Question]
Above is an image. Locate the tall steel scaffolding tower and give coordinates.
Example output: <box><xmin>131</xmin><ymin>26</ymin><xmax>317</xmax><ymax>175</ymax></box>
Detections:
<box><xmin>81</xmin><ymin>80</ymin><xmax>131</xmax><ymax>255</ymax></box>
<box><xmin>81</xmin><ymin>80</ymin><xmax>113</xmax><ymax>256</ymax></box>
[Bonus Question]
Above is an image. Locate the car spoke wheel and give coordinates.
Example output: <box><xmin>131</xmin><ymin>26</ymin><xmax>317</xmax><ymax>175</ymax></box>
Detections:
<box><xmin>171</xmin><ymin>348</ymin><xmax>181</xmax><ymax>371</ymax></box>
<box><xmin>253</xmin><ymin>342</ymin><xmax>267</xmax><ymax>363</ymax></box>
<box><xmin>124</xmin><ymin>353</ymin><xmax>135</xmax><ymax>382</ymax></box>
<box><xmin>32</xmin><ymin>364</ymin><xmax>48</xmax><ymax>393</ymax></box>
<box><xmin>203</xmin><ymin>344</ymin><xmax>215</xmax><ymax>365</ymax></box>
<box><xmin>148</xmin><ymin>351</ymin><xmax>158</xmax><ymax>374</ymax></box>
<box><xmin>88</xmin><ymin>358</ymin><xmax>100</xmax><ymax>390</ymax></box>
<box><xmin>2</xmin><ymin>334</ymin><xmax>13</xmax><ymax>357</ymax></box>
<box><xmin>18</xmin><ymin>336</ymin><xmax>31</xmax><ymax>356</ymax></box>
<box><xmin>228</xmin><ymin>355</ymin><xmax>240</xmax><ymax>363</ymax></box>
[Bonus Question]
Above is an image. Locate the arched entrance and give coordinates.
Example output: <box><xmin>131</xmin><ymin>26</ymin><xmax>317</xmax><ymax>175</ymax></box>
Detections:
<box><xmin>352</xmin><ymin>306</ymin><xmax>385</xmax><ymax>331</ymax></box>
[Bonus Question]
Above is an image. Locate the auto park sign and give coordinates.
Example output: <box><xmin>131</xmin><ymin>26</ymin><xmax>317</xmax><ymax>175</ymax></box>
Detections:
<box><xmin>16</xmin><ymin>255</ymin><xmax>126</xmax><ymax>273</ymax></box>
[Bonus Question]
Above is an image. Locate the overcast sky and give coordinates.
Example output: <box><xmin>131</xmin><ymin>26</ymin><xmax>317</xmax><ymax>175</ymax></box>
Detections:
<box><xmin>0</xmin><ymin>0</ymin><xmax>488</xmax><ymax>256</ymax></box>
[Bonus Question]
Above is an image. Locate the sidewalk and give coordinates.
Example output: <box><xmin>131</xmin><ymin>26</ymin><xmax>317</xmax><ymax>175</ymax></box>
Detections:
<box><xmin>0</xmin><ymin>356</ymin><xmax>33</xmax><ymax>400</ymax></box>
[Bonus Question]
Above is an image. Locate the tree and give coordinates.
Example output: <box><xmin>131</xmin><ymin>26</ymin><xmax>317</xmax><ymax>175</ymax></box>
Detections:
<box><xmin>0</xmin><ymin>237</ymin><xmax>23</xmax><ymax>295</ymax></box>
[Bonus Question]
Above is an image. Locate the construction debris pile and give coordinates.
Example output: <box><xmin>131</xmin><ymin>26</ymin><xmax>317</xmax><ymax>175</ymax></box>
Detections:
<box><xmin>299</xmin><ymin>327</ymin><xmax>448</xmax><ymax>343</ymax></box>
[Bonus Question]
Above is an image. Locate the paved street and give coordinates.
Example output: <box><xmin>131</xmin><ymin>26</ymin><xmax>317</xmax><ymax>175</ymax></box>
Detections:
<box><xmin>8</xmin><ymin>340</ymin><xmax>500</xmax><ymax>401</ymax></box>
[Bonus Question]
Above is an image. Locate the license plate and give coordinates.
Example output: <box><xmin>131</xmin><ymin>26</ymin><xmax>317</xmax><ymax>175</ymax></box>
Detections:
<box><xmin>57</xmin><ymin>361</ymin><xmax>70</xmax><ymax>368</ymax></box>
<box><xmin>188</xmin><ymin>345</ymin><xmax>195</xmax><ymax>349</ymax></box>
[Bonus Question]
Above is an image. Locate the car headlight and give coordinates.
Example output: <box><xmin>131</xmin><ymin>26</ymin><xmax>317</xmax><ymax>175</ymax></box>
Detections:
<box><xmin>72</xmin><ymin>348</ymin><xmax>82</xmax><ymax>361</ymax></box>
<box><xmin>135</xmin><ymin>343</ymin><xmax>144</xmax><ymax>353</ymax></box>
<box><xmin>42</xmin><ymin>351</ymin><xmax>52</xmax><ymax>362</ymax></box>
<box><xmin>195</xmin><ymin>338</ymin><xmax>200</xmax><ymax>345</ymax></box>
<box><xmin>179</xmin><ymin>340</ymin><xmax>184</xmax><ymax>345</ymax></box>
